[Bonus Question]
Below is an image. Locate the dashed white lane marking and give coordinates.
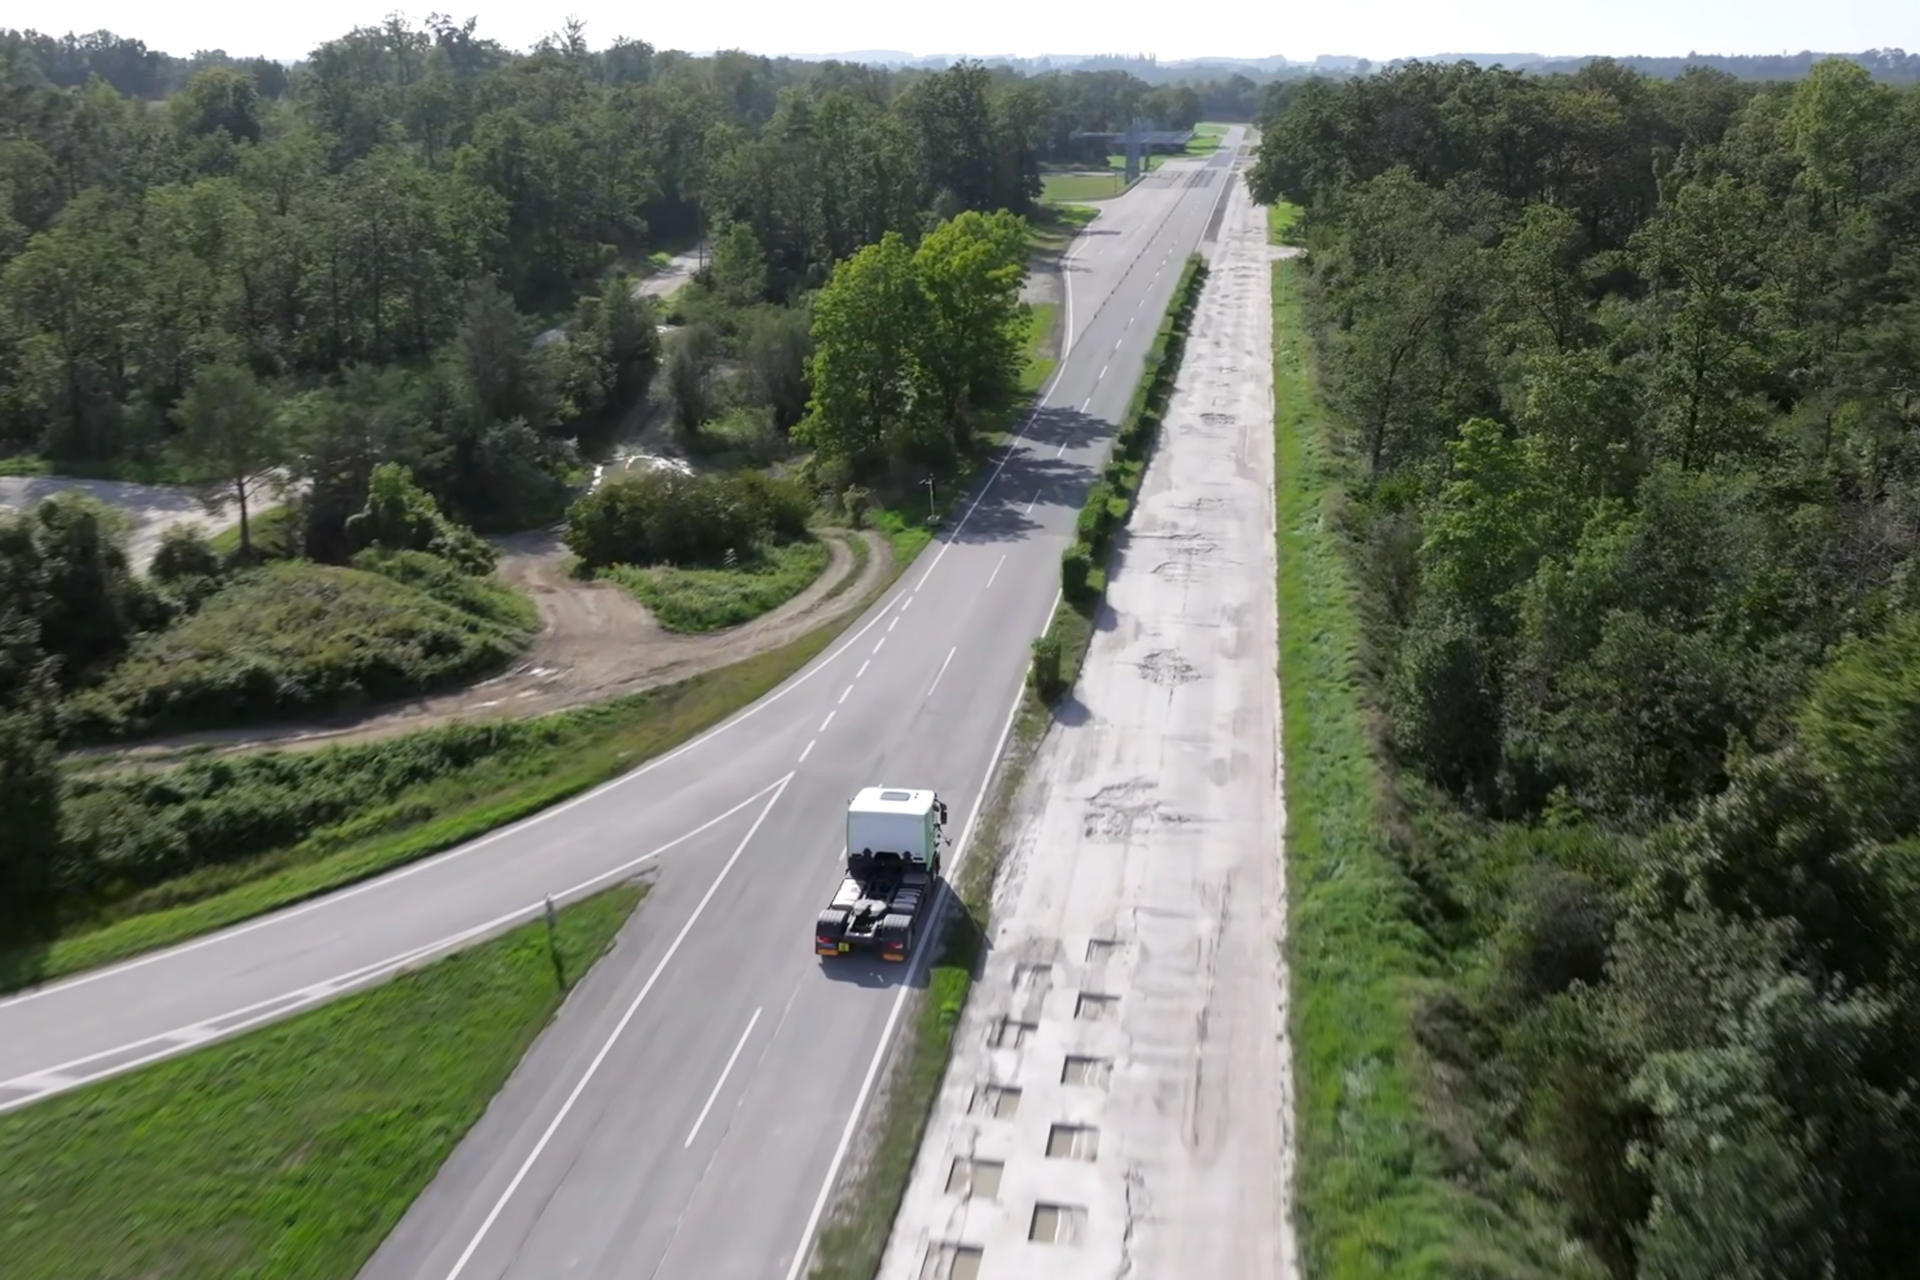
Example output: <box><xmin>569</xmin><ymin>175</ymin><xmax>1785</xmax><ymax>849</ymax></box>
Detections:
<box><xmin>873</xmin><ymin>637</ymin><xmax>886</xmax><ymax>655</ymax></box>
<box><xmin>820</xmin><ymin>711</ymin><xmax>836</xmax><ymax>733</ymax></box>
<box><xmin>888</xmin><ymin>616</ymin><xmax>900</xmax><ymax>632</ymax></box>
<box><xmin>440</xmin><ymin>777</ymin><xmax>794</xmax><ymax>1280</ymax></box>
<box><xmin>1100</xmin><ymin>362</ymin><xmax>1110</xmax><ymax>380</ymax></box>
<box><xmin>685</xmin><ymin>1007</ymin><xmax>763</xmax><ymax>1150</ymax></box>
<box><xmin>0</xmin><ymin>785</ymin><xmax>789</xmax><ymax>1114</ymax></box>
<box><xmin>857</xmin><ymin>660</ymin><xmax>870</xmax><ymax>679</ymax></box>
<box><xmin>927</xmin><ymin>647</ymin><xmax>957</xmax><ymax>700</ymax></box>
<box><xmin>1025</xmin><ymin>491</ymin><xmax>1042</xmax><ymax>515</ymax></box>
<box><xmin>837</xmin><ymin>686</ymin><xmax>851</xmax><ymax>705</ymax></box>
<box><xmin>985</xmin><ymin>553</ymin><xmax>1007</xmax><ymax>589</ymax></box>
<box><xmin>798</xmin><ymin>739</ymin><xmax>816</xmax><ymax>763</ymax></box>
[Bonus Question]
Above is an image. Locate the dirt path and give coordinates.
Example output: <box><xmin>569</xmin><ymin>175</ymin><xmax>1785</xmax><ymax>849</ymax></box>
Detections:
<box><xmin>71</xmin><ymin>527</ymin><xmax>892</xmax><ymax>766</ymax></box>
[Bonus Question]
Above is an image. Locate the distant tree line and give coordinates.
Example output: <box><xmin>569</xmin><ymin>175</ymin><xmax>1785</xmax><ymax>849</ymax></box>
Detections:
<box><xmin>1255</xmin><ymin>56</ymin><xmax>1920</xmax><ymax>1279</ymax></box>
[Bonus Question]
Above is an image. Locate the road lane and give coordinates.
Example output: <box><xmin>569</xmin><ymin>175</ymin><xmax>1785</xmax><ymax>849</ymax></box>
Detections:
<box><xmin>3</xmin><ymin>129</ymin><xmax>1248</xmax><ymax>1278</ymax></box>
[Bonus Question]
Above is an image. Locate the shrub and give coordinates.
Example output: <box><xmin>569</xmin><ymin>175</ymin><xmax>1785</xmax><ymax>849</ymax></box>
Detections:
<box><xmin>565</xmin><ymin>469</ymin><xmax>807</xmax><ymax>570</ymax></box>
<box><xmin>150</xmin><ymin>526</ymin><xmax>223</xmax><ymax>583</ymax></box>
<box><xmin>728</xmin><ymin>470</ymin><xmax>814</xmax><ymax>543</ymax></box>
<box><xmin>842</xmin><ymin>485</ymin><xmax>872</xmax><ymax>529</ymax></box>
<box><xmin>1029</xmin><ymin>632</ymin><xmax>1064</xmax><ymax>702</ymax></box>
<box><xmin>345</xmin><ymin>463</ymin><xmax>497</xmax><ymax>575</ymax></box>
<box><xmin>1061</xmin><ymin>541</ymin><xmax>1094</xmax><ymax>602</ymax></box>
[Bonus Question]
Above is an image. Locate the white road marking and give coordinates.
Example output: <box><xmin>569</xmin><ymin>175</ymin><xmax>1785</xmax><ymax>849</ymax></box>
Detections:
<box><xmin>857</xmin><ymin>660</ymin><xmax>870</xmax><ymax>679</ymax></box>
<box><xmin>685</xmin><ymin>1008</ymin><xmax>763</xmax><ymax>1149</ymax></box>
<box><xmin>888</xmin><ymin>616</ymin><xmax>899</xmax><ymax>632</ymax></box>
<box><xmin>1025</xmin><ymin>492</ymin><xmax>1042</xmax><ymax>515</ymax></box>
<box><xmin>926</xmin><ymin>647</ymin><xmax>957</xmax><ymax>700</ymax></box>
<box><xmin>900</xmin><ymin>594</ymin><xmax>913</xmax><ymax>611</ymax></box>
<box><xmin>780</xmin><ymin>622</ymin><xmax>1048</xmax><ymax>1280</ymax></box>
<box><xmin>798</xmin><ymin>739</ymin><xmax>815</xmax><ymax>763</ymax></box>
<box><xmin>0</xmin><ymin>783</ymin><xmax>789</xmax><ymax>1112</ymax></box>
<box><xmin>837</xmin><ymin>686</ymin><xmax>851</xmax><ymax>705</ymax></box>
<box><xmin>0</xmin><ymin>581</ymin><xmax>901</xmax><ymax>1016</ymax></box>
<box><xmin>1100</xmin><ymin>362</ymin><xmax>1110</xmax><ymax>380</ymax></box>
<box><xmin>819</xmin><ymin>711</ymin><xmax>836</xmax><ymax>733</ymax></box>
<box><xmin>440</xmin><ymin>775</ymin><xmax>794</xmax><ymax>1280</ymax></box>
<box><xmin>985</xmin><ymin>553</ymin><xmax>1006</xmax><ymax>589</ymax></box>
<box><xmin>873</xmin><ymin>637</ymin><xmax>886</xmax><ymax>655</ymax></box>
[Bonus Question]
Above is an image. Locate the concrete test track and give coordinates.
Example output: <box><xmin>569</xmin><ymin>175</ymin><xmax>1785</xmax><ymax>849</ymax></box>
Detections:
<box><xmin>0</xmin><ymin>128</ymin><xmax>1249</xmax><ymax>1280</ymax></box>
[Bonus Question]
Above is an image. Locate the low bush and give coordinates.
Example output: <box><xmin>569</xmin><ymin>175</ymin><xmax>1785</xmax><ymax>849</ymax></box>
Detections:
<box><xmin>564</xmin><ymin>468</ymin><xmax>815</xmax><ymax>571</ymax></box>
<box><xmin>599</xmin><ymin>538</ymin><xmax>832</xmax><ymax>633</ymax></box>
<box><xmin>61</xmin><ymin>559</ymin><xmax>533</xmax><ymax>743</ymax></box>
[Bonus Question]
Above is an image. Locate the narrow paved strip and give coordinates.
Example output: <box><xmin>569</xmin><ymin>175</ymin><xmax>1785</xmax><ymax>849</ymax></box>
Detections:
<box><xmin>877</xmin><ymin>172</ymin><xmax>1300</xmax><ymax>1280</ymax></box>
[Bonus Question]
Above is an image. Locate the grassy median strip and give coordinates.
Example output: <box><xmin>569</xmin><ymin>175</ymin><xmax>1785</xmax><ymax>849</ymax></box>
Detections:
<box><xmin>1270</xmin><ymin>242</ymin><xmax>1460</xmax><ymax>1273</ymax></box>
<box><xmin>0</xmin><ymin>883</ymin><xmax>641</xmax><ymax>1280</ymax></box>
<box><xmin>806</xmin><ymin>249</ymin><xmax>1210</xmax><ymax>1280</ymax></box>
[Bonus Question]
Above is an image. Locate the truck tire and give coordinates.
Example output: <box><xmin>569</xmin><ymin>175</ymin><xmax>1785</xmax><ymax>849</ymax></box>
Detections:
<box><xmin>879</xmin><ymin>912</ymin><xmax>915</xmax><ymax>958</ymax></box>
<box><xmin>816</xmin><ymin>908</ymin><xmax>850</xmax><ymax>955</ymax></box>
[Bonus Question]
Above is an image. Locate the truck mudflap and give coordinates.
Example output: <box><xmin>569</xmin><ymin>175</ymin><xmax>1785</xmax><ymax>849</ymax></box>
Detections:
<box><xmin>815</xmin><ymin>907</ymin><xmax>851</xmax><ymax>957</ymax></box>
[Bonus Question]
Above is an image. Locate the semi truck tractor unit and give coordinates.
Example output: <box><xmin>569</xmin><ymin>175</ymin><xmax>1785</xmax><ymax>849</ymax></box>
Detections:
<box><xmin>816</xmin><ymin>787</ymin><xmax>949</xmax><ymax>962</ymax></box>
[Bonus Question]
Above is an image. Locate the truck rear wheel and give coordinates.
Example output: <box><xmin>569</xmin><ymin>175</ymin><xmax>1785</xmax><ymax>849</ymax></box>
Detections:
<box><xmin>816</xmin><ymin>908</ymin><xmax>850</xmax><ymax>957</ymax></box>
<box><xmin>879</xmin><ymin>912</ymin><xmax>915</xmax><ymax>961</ymax></box>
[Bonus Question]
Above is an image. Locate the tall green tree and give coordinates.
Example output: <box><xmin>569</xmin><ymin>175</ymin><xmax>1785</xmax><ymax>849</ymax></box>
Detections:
<box><xmin>170</xmin><ymin>360</ymin><xmax>287</xmax><ymax>558</ymax></box>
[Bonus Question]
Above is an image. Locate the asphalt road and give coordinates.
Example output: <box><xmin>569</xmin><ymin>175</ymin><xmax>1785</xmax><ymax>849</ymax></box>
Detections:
<box><xmin>0</xmin><ymin>127</ymin><xmax>1248</xmax><ymax>1280</ymax></box>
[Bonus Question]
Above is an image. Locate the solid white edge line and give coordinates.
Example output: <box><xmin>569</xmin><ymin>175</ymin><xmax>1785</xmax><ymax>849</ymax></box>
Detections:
<box><xmin>685</xmin><ymin>1007</ymin><xmax>763</xmax><ymax>1149</ymax></box>
<box><xmin>0</xmin><ymin>781</ymin><xmax>789</xmax><ymax>1107</ymax></box>
<box><xmin>442</xmin><ymin>773</ymin><xmax>794</xmax><ymax>1280</ymax></box>
<box><xmin>0</xmin><ymin>579</ymin><xmax>903</xmax><ymax>1012</ymax></box>
<box><xmin>780</xmin><ymin>587</ymin><xmax>1061</xmax><ymax>1280</ymax></box>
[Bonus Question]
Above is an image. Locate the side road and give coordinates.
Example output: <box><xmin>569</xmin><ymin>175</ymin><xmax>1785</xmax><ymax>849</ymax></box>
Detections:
<box><xmin>876</xmin><ymin>175</ymin><xmax>1299</xmax><ymax>1279</ymax></box>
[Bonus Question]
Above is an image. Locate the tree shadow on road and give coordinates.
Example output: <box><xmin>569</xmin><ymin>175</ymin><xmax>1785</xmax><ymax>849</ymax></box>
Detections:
<box><xmin>0</xmin><ymin>913</ymin><xmax>57</xmax><ymax>997</ymax></box>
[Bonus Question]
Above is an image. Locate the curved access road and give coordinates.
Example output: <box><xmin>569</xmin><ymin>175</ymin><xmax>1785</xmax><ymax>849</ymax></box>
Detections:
<box><xmin>0</xmin><ymin>128</ymin><xmax>1249</xmax><ymax>1280</ymax></box>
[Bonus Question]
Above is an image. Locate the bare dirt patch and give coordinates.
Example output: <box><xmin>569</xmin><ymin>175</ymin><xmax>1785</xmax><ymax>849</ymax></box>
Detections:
<box><xmin>70</xmin><ymin>525</ymin><xmax>891</xmax><ymax>766</ymax></box>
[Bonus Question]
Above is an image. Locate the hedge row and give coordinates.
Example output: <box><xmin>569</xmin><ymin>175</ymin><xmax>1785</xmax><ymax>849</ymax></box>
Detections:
<box><xmin>1031</xmin><ymin>254</ymin><xmax>1208</xmax><ymax>700</ymax></box>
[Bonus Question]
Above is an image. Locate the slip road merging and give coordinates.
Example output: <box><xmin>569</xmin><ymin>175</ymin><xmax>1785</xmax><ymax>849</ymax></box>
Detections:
<box><xmin>0</xmin><ymin>130</ymin><xmax>1248</xmax><ymax>1280</ymax></box>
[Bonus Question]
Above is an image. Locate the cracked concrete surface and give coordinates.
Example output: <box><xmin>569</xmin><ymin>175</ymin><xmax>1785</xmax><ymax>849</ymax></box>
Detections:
<box><xmin>877</xmin><ymin>175</ymin><xmax>1298</xmax><ymax>1280</ymax></box>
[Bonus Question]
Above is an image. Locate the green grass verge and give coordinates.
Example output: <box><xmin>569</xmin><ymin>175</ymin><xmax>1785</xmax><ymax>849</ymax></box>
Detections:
<box><xmin>207</xmin><ymin>503</ymin><xmax>301</xmax><ymax>559</ymax></box>
<box><xmin>1270</xmin><ymin>233</ymin><xmax>1459</xmax><ymax>1275</ymax></box>
<box><xmin>1106</xmin><ymin>152</ymin><xmax>1167</xmax><ymax>173</ymax></box>
<box><xmin>599</xmin><ymin>537</ymin><xmax>834</xmax><ymax>632</ymax></box>
<box><xmin>1042</xmin><ymin>171</ymin><xmax>1125</xmax><ymax>204</ymax></box>
<box><xmin>5</xmin><ymin>595</ymin><xmax>879</xmax><ymax>993</ymax></box>
<box><xmin>0</xmin><ymin>453</ymin><xmax>190</xmax><ymax>484</ymax></box>
<box><xmin>0</xmin><ymin>884</ymin><xmax>642</xmax><ymax>1280</ymax></box>
<box><xmin>62</xmin><ymin>556</ymin><xmax>536</xmax><ymax>744</ymax></box>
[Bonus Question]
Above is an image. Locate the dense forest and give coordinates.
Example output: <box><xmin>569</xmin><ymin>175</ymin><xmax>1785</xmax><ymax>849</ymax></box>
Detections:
<box><xmin>0</xmin><ymin>18</ymin><xmax>1229</xmax><ymax>516</ymax></box>
<box><xmin>1253</xmin><ymin>57</ymin><xmax>1920</xmax><ymax>1277</ymax></box>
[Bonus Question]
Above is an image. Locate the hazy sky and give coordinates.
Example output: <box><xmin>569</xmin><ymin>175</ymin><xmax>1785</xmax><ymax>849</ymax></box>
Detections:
<box><xmin>17</xmin><ymin>0</ymin><xmax>1920</xmax><ymax>65</ymax></box>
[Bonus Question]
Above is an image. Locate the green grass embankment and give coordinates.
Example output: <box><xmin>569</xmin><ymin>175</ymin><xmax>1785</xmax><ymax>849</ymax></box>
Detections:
<box><xmin>1270</xmin><ymin>227</ymin><xmax>1463</xmax><ymax>1276</ymax></box>
<box><xmin>0</xmin><ymin>885</ymin><xmax>641</xmax><ymax>1280</ymax></box>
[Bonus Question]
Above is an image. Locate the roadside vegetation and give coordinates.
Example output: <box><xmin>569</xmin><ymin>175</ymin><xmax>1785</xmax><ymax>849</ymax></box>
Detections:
<box><xmin>1253</xmin><ymin>57</ymin><xmax>1920</xmax><ymax>1278</ymax></box>
<box><xmin>1030</xmin><ymin>256</ymin><xmax>1206</xmax><ymax>702</ymax></box>
<box><xmin>807</xmin><ymin>249</ymin><xmax>1206</xmax><ymax>1280</ymax></box>
<box><xmin>0</xmin><ymin>883</ymin><xmax>641</xmax><ymax>1280</ymax></box>
<box><xmin>0</xmin><ymin>607</ymin><xmax>865</xmax><ymax>994</ymax></box>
